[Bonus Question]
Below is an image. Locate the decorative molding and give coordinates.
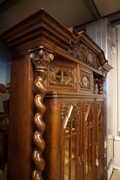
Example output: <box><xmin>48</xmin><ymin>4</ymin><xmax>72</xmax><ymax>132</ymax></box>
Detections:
<box><xmin>30</xmin><ymin>46</ymin><xmax>54</xmax><ymax>180</ymax></box>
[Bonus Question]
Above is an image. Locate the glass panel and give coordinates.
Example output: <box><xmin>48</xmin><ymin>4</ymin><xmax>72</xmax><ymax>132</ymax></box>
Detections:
<box><xmin>64</xmin><ymin>106</ymin><xmax>77</xmax><ymax>180</ymax></box>
<box><xmin>63</xmin><ymin>78</ymin><xmax>69</xmax><ymax>83</ymax></box>
<box><xmin>65</xmin><ymin>120</ymin><xmax>70</xmax><ymax>135</ymax></box>
<box><xmin>99</xmin><ymin>121</ymin><xmax>103</xmax><ymax>158</ymax></box>
<box><xmin>55</xmin><ymin>70</ymin><xmax>70</xmax><ymax>84</ymax></box>
<box><xmin>63</xmin><ymin>72</ymin><xmax>68</xmax><ymax>76</ymax></box>
<box><xmin>56</xmin><ymin>77</ymin><xmax>68</xmax><ymax>83</ymax></box>
<box><xmin>89</xmin><ymin>113</ymin><xmax>92</xmax><ymax>124</ymax></box>
<box><xmin>64</xmin><ymin>138</ymin><xmax>70</xmax><ymax>180</ymax></box>
<box><xmin>72</xmin><ymin>119</ymin><xmax>76</xmax><ymax>133</ymax></box>
<box><xmin>71</xmin><ymin>136</ymin><xmax>76</xmax><ymax>180</ymax></box>
<box><xmin>56</xmin><ymin>77</ymin><xmax>62</xmax><ymax>83</ymax></box>
<box><xmin>89</xmin><ymin>128</ymin><xmax>92</xmax><ymax>171</ymax></box>
<box><xmin>56</xmin><ymin>71</ymin><xmax>62</xmax><ymax>76</ymax></box>
<box><xmin>86</xmin><ymin>129</ymin><xmax>89</xmax><ymax>174</ymax></box>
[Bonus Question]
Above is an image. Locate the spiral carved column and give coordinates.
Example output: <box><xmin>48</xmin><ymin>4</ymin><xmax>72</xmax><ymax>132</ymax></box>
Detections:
<box><xmin>30</xmin><ymin>47</ymin><xmax>54</xmax><ymax>180</ymax></box>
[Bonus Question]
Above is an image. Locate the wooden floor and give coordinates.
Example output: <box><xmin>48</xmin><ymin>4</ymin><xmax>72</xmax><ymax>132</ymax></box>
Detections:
<box><xmin>110</xmin><ymin>170</ymin><xmax>120</xmax><ymax>180</ymax></box>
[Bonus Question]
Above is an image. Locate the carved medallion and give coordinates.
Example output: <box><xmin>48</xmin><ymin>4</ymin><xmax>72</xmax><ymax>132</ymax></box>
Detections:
<box><xmin>80</xmin><ymin>72</ymin><xmax>90</xmax><ymax>89</ymax></box>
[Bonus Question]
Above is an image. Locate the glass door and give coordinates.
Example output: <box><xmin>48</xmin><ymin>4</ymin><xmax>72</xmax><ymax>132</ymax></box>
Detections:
<box><xmin>83</xmin><ymin>102</ymin><xmax>94</xmax><ymax>180</ymax></box>
<box><xmin>64</xmin><ymin>110</ymin><xmax>77</xmax><ymax>180</ymax></box>
<box><xmin>96</xmin><ymin>101</ymin><xmax>104</xmax><ymax>180</ymax></box>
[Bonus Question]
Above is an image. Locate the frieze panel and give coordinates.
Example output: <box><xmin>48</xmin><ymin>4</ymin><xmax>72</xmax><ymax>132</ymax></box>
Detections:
<box><xmin>68</xmin><ymin>43</ymin><xmax>99</xmax><ymax>69</ymax></box>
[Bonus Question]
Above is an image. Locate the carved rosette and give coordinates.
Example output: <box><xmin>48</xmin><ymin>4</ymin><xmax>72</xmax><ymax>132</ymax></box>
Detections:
<box><xmin>30</xmin><ymin>47</ymin><xmax>54</xmax><ymax>180</ymax></box>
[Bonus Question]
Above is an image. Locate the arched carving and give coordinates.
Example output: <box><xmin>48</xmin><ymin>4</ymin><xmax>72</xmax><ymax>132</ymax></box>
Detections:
<box><xmin>30</xmin><ymin>46</ymin><xmax>54</xmax><ymax>180</ymax></box>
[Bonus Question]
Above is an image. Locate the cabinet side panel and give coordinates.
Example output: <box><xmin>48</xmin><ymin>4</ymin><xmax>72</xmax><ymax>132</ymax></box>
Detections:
<box><xmin>8</xmin><ymin>54</ymin><xmax>34</xmax><ymax>180</ymax></box>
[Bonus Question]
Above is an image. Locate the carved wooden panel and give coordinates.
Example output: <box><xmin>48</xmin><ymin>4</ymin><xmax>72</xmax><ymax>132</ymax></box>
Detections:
<box><xmin>80</xmin><ymin>68</ymin><xmax>93</xmax><ymax>93</ymax></box>
<box><xmin>47</xmin><ymin>63</ymin><xmax>77</xmax><ymax>92</ymax></box>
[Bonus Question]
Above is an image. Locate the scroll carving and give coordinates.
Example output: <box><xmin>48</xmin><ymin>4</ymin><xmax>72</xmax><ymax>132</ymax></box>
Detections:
<box><xmin>95</xmin><ymin>76</ymin><xmax>105</xmax><ymax>95</ymax></box>
<box><xmin>97</xmin><ymin>76</ymin><xmax>105</xmax><ymax>95</ymax></box>
<box><xmin>30</xmin><ymin>47</ymin><xmax>54</xmax><ymax>180</ymax></box>
<box><xmin>93</xmin><ymin>76</ymin><xmax>106</xmax><ymax>95</ymax></box>
<box><xmin>68</xmin><ymin>43</ymin><xmax>99</xmax><ymax>69</ymax></box>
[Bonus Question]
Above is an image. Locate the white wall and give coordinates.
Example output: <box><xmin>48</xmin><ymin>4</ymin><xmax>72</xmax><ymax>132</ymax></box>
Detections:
<box><xmin>86</xmin><ymin>19</ymin><xmax>120</xmax><ymax>173</ymax></box>
<box><xmin>111</xmin><ymin>25</ymin><xmax>120</xmax><ymax>170</ymax></box>
<box><xmin>86</xmin><ymin>18</ymin><xmax>114</xmax><ymax>167</ymax></box>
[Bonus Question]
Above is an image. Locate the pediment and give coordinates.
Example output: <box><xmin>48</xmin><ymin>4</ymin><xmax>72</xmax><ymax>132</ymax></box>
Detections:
<box><xmin>68</xmin><ymin>30</ymin><xmax>112</xmax><ymax>74</ymax></box>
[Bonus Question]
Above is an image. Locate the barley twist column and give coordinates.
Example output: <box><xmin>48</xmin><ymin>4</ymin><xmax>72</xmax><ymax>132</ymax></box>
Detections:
<box><xmin>30</xmin><ymin>46</ymin><xmax>54</xmax><ymax>180</ymax></box>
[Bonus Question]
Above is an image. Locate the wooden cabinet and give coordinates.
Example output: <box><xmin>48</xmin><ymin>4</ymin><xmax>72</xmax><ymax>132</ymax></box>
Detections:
<box><xmin>1</xmin><ymin>9</ymin><xmax>112</xmax><ymax>180</ymax></box>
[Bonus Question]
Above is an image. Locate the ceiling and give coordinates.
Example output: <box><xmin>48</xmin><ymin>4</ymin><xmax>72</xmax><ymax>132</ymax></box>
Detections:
<box><xmin>0</xmin><ymin>0</ymin><xmax>120</xmax><ymax>33</ymax></box>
